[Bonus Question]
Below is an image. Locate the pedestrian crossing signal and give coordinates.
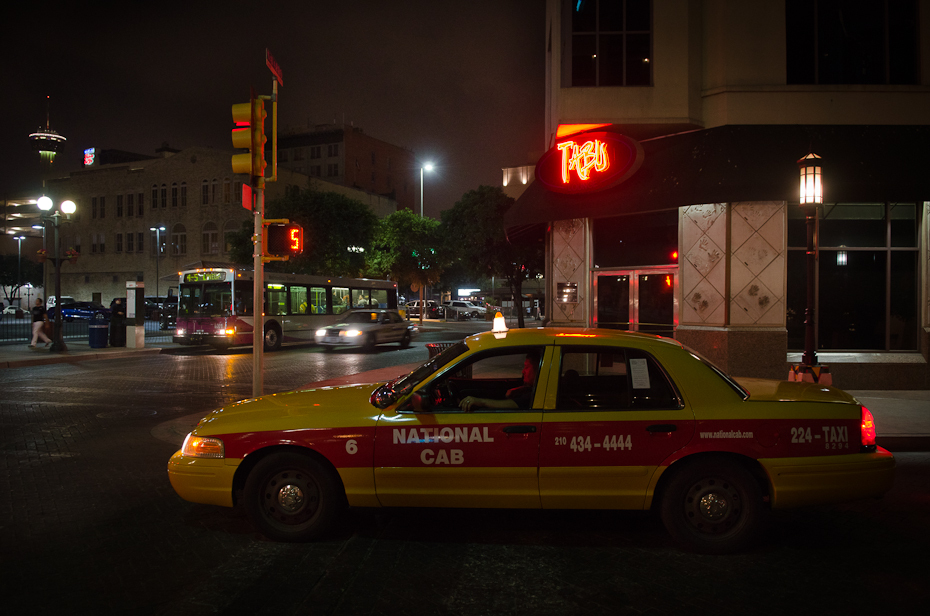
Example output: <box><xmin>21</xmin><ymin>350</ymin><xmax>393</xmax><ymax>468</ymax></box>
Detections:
<box><xmin>266</xmin><ymin>223</ymin><xmax>303</xmax><ymax>256</ymax></box>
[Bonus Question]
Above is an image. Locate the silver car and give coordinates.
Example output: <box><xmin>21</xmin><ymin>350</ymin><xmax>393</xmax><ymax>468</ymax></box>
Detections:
<box><xmin>315</xmin><ymin>309</ymin><xmax>417</xmax><ymax>351</ymax></box>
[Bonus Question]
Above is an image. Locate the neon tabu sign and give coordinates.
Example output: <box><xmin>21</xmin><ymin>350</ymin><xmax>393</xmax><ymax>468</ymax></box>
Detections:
<box><xmin>536</xmin><ymin>130</ymin><xmax>643</xmax><ymax>194</ymax></box>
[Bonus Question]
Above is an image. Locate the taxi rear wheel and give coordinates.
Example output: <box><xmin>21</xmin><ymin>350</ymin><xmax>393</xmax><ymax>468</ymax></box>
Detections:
<box><xmin>659</xmin><ymin>460</ymin><xmax>765</xmax><ymax>555</ymax></box>
<box><xmin>244</xmin><ymin>453</ymin><xmax>344</xmax><ymax>542</ymax></box>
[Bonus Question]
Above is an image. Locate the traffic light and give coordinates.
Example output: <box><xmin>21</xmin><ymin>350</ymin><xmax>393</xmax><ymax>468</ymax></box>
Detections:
<box><xmin>266</xmin><ymin>223</ymin><xmax>304</xmax><ymax>257</ymax></box>
<box><xmin>231</xmin><ymin>95</ymin><xmax>267</xmax><ymax>177</ymax></box>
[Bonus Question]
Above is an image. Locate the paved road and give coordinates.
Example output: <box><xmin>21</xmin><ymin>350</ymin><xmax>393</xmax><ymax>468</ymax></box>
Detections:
<box><xmin>2</xmin><ymin>335</ymin><xmax>929</xmax><ymax>615</ymax></box>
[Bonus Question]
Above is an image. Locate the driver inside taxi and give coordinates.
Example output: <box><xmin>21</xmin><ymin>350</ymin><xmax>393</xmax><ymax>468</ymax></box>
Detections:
<box><xmin>458</xmin><ymin>352</ymin><xmax>540</xmax><ymax>412</ymax></box>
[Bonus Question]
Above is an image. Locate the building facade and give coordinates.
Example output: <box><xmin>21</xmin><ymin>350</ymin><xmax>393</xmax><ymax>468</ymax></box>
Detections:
<box><xmin>276</xmin><ymin>124</ymin><xmax>419</xmax><ymax>213</ymax></box>
<box><xmin>505</xmin><ymin>0</ymin><xmax>930</xmax><ymax>388</ymax></box>
<box><xmin>40</xmin><ymin>146</ymin><xmax>398</xmax><ymax>303</ymax></box>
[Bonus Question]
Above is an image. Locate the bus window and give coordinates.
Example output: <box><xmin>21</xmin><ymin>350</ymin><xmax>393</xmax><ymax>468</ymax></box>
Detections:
<box><xmin>371</xmin><ymin>289</ymin><xmax>388</xmax><ymax>309</ymax></box>
<box><xmin>234</xmin><ymin>286</ymin><xmax>253</xmax><ymax>315</ymax></box>
<box><xmin>180</xmin><ymin>286</ymin><xmax>202</xmax><ymax>316</ymax></box>
<box><xmin>310</xmin><ymin>287</ymin><xmax>326</xmax><ymax>314</ymax></box>
<box><xmin>290</xmin><ymin>285</ymin><xmax>309</xmax><ymax>314</ymax></box>
<box><xmin>266</xmin><ymin>284</ymin><xmax>287</xmax><ymax>316</ymax></box>
<box><xmin>333</xmin><ymin>286</ymin><xmax>350</xmax><ymax>314</ymax></box>
<box><xmin>352</xmin><ymin>289</ymin><xmax>372</xmax><ymax>308</ymax></box>
<box><xmin>202</xmin><ymin>283</ymin><xmax>232</xmax><ymax>316</ymax></box>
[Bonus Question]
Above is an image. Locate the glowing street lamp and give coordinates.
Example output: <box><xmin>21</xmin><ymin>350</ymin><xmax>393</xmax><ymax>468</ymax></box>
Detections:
<box><xmin>419</xmin><ymin>162</ymin><xmax>434</xmax><ymax>218</ymax></box>
<box><xmin>797</xmin><ymin>153</ymin><xmax>822</xmax><ymax>370</ymax></box>
<box><xmin>37</xmin><ymin>196</ymin><xmax>77</xmax><ymax>352</ymax></box>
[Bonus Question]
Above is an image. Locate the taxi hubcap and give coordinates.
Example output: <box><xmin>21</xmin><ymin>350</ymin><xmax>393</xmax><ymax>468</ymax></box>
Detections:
<box><xmin>684</xmin><ymin>476</ymin><xmax>741</xmax><ymax>534</ymax></box>
<box><xmin>276</xmin><ymin>484</ymin><xmax>305</xmax><ymax>513</ymax></box>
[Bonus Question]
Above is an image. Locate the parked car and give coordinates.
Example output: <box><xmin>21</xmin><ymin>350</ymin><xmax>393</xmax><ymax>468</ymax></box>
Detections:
<box><xmin>2</xmin><ymin>305</ymin><xmax>21</xmax><ymax>315</ymax></box>
<box><xmin>405</xmin><ymin>300</ymin><xmax>445</xmax><ymax>319</ymax></box>
<box><xmin>46</xmin><ymin>296</ymin><xmax>76</xmax><ymax>310</ymax></box>
<box><xmin>315</xmin><ymin>309</ymin><xmax>417</xmax><ymax>351</ymax></box>
<box><xmin>443</xmin><ymin>300</ymin><xmax>486</xmax><ymax>319</ymax></box>
<box><xmin>48</xmin><ymin>301</ymin><xmax>111</xmax><ymax>321</ymax></box>
<box><xmin>168</xmin><ymin>327</ymin><xmax>894</xmax><ymax>553</ymax></box>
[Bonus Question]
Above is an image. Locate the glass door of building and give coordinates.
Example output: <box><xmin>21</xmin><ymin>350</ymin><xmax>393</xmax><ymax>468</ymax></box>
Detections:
<box><xmin>594</xmin><ymin>269</ymin><xmax>678</xmax><ymax>336</ymax></box>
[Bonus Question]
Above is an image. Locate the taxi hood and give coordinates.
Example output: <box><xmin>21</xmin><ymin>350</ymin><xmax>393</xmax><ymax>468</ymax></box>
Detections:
<box><xmin>734</xmin><ymin>377</ymin><xmax>859</xmax><ymax>405</ymax></box>
<box><xmin>194</xmin><ymin>382</ymin><xmax>383</xmax><ymax>435</ymax></box>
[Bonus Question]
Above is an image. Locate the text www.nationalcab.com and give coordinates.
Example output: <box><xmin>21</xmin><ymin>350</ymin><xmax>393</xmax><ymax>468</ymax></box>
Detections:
<box><xmin>699</xmin><ymin>430</ymin><xmax>754</xmax><ymax>439</ymax></box>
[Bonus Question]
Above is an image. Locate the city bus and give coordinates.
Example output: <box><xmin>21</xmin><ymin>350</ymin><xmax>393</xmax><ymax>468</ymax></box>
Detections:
<box><xmin>172</xmin><ymin>268</ymin><xmax>399</xmax><ymax>351</ymax></box>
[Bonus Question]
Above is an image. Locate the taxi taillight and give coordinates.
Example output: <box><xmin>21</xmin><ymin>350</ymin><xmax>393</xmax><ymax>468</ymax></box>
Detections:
<box><xmin>860</xmin><ymin>406</ymin><xmax>877</xmax><ymax>452</ymax></box>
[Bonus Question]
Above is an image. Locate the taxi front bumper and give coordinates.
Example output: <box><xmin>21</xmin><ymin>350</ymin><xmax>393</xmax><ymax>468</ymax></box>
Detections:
<box><xmin>167</xmin><ymin>451</ymin><xmax>238</xmax><ymax>508</ymax></box>
<box><xmin>761</xmin><ymin>447</ymin><xmax>896</xmax><ymax>509</ymax></box>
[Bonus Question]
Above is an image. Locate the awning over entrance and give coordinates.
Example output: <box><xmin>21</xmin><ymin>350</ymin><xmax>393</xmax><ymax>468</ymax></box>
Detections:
<box><xmin>505</xmin><ymin>125</ymin><xmax>930</xmax><ymax>240</ymax></box>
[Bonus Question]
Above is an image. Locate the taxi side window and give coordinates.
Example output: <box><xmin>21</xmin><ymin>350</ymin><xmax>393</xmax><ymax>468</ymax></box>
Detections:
<box><xmin>432</xmin><ymin>347</ymin><xmax>545</xmax><ymax>412</ymax></box>
<box><xmin>557</xmin><ymin>347</ymin><xmax>680</xmax><ymax>411</ymax></box>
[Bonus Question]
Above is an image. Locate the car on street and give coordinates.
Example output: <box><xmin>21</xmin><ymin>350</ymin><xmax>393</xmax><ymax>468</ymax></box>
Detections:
<box><xmin>405</xmin><ymin>300</ymin><xmax>445</xmax><ymax>319</ymax></box>
<box><xmin>442</xmin><ymin>300</ymin><xmax>486</xmax><ymax>320</ymax></box>
<box><xmin>48</xmin><ymin>301</ymin><xmax>112</xmax><ymax>321</ymax></box>
<box><xmin>314</xmin><ymin>309</ymin><xmax>417</xmax><ymax>351</ymax></box>
<box><xmin>2</xmin><ymin>305</ymin><xmax>21</xmax><ymax>315</ymax></box>
<box><xmin>168</xmin><ymin>327</ymin><xmax>895</xmax><ymax>554</ymax></box>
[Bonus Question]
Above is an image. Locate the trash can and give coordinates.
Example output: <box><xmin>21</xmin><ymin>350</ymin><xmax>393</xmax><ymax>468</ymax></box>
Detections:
<box><xmin>89</xmin><ymin>312</ymin><xmax>109</xmax><ymax>348</ymax></box>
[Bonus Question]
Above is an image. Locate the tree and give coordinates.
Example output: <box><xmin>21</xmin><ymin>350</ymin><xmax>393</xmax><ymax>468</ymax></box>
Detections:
<box><xmin>0</xmin><ymin>254</ymin><xmax>43</xmax><ymax>307</ymax></box>
<box><xmin>228</xmin><ymin>185</ymin><xmax>378</xmax><ymax>277</ymax></box>
<box><xmin>440</xmin><ymin>186</ymin><xmax>544</xmax><ymax>328</ymax></box>
<box><xmin>366</xmin><ymin>209</ymin><xmax>442</xmax><ymax>311</ymax></box>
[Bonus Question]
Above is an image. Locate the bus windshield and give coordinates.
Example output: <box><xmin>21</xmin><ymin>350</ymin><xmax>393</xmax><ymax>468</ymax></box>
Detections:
<box><xmin>179</xmin><ymin>283</ymin><xmax>232</xmax><ymax>317</ymax></box>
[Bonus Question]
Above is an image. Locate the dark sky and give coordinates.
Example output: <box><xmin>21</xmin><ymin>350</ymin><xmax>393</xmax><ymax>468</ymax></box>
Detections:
<box><xmin>2</xmin><ymin>1</ymin><xmax>545</xmax><ymax>218</ymax></box>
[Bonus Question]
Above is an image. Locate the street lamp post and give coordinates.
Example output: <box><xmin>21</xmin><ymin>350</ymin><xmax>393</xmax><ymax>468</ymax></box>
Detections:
<box><xmin>32</xmin><ymin>225</ymin><xmax>46</xmax><ymax>301</ymax></box>
<box><xmin>418</xmin><ymin>162</ymin><xmax>434</xmax><ymax>324</ymax></box>
<box><xmin>150</xmin><ymin>226</ymin><xmax>166</xmax><ymax>299</ymax></box>
<box><xmin>37</xmin><ymin>196</ymin><xmax>76</xmax><ymax>353</ymax></box>
<box><xmin>13</xmin><ymin>235</ymin><xmax>25</xmax><ymax>305</ymax></box>
<box><xmin>790</xmin><ymin>153</ymin><xmax>831</xmax><ymax>385</ymax></box>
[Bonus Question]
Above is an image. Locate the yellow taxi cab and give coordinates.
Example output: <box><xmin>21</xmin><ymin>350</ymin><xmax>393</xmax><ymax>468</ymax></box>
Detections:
<box><xmin>168</xmin><ymin>326</ymin><xmax>895</xmax><ymax>554</ymax></box>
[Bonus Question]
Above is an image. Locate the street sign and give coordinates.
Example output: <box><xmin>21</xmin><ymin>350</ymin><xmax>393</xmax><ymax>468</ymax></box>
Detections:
<box><xmin>266</xmin><ymin>48</ymin><xmax>283</xmax><ymax>85</ymax></box>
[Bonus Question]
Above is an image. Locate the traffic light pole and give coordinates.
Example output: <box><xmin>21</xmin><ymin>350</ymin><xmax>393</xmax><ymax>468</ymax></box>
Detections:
<box><xmin>252</xmin><ymin>184</ymin><xmax>264</xmax><ymax>398</ymax></box>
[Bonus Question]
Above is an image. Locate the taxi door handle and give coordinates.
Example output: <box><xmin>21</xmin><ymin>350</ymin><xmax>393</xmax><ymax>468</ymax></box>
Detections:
<box><xmin>646</xmin><ymin>424</ymin><xmax>677</xmax><ymax>433</ymax></box>
<box><xmin>503</xmin><ymin>425</ymin><xmax>537</xmax><ymax>434</ymax></box>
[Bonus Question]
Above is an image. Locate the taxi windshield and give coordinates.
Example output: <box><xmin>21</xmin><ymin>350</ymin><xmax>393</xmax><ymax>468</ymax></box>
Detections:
<box><xmin>370</xmin><ymin>341</ymin><xmax>469</xmax><ymax>408</ymax></box>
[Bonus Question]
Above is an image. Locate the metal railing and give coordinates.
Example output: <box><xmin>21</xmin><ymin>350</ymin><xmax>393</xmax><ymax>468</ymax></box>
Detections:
<box><xmin>0</xmin><ymin>315</ymin><xmax>172</xmax><ymax>346</ymax></box>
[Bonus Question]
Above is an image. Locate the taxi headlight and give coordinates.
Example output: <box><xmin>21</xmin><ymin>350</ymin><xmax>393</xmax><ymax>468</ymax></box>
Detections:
<box><xmin>342</xmin><ymin>329</ymin><xmax>363</xmax><ymax>338</ymax></box>
<box><xmin>315</xmin><ymin>328</ymin><xmax>328</xmax><ymax>337</ymax></box>
<box><xmin>181</xmin><ymin>433</ymin><xmax>225</xmax><ymax>458</ymax></box>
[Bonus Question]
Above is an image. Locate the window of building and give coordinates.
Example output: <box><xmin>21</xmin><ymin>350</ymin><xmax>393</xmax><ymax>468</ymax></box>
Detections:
<box><xmin>181</xmin><ymin>182</ymin><xmax>187</xmax><ymax>207</ymax></box>
<box><xmin>310</xmin><ymin>146</ymin><xmax>321</xmax><ymax>159</ymax></box>
<box><xmin>327</xmin><ymin>163</ymin><xmax>339</xmax><ymax>177</ymax></box>
<box><xmin>116</xmin><ymin>195</ymin><xmax>124</xmax><ymax>217</ymax></box>
<box><xmin>787</xmin><ymin>203</ymin><xmax>920</xmax><ymax>351</ymax></box>
<box><xmin>565</xmin><ymin>0</ymin><xmax>652</xmax><ymax>87</ymax></box>
<box><xmin>138</xmin><ymin>192</ymin><xmax>144</xmax><ymax>215</ymax></box>
<box><xmin>310</xmin><ymin>165</ymin><xmax>321</xmax><ymax>177</ymax></box>
<box><xmin>202</xmin><ymin>222</ymin><xmax>219</xmax><ymax>255</ymax></box>
<box><xmin>98</xmin><ymin>232</ymin><xmax>106</xmax><ymax>253</ymax></box>
<box><xmin>234</xmin><ymin>181</ymin><xmax>242</xmax><ymax>205</ymax></box>
<box><xmin>172</xmin><ymin>183</ymin><xmax>178</xmax><ymax>207</ymax></box>
<box><xmin>202</xmin><ymin>180</ymin><xmax>209</xmax><ymax>205</ymax></box>
<box><xmin>92</xmin><ymin>197</ymin><xmax>98</xmax><ymax>219</ymax></box>
<box><xmin>138</xmin><ymin>232</ymin><xmax>144</xmax><ymax>253</ymax></box>
<box><xmin>171</xmin><ymin>223</ymin><xmax>187</xmax><ymax>255</ymax></box>
<box><xmin>127</xmin><ymin>232</ymin><xmax>134</xmax><ymax>253</ymax></box>
<box><xmin>160</xmin><ymin>184</ymin><xmax>167</xmax><ymax>208</ymax></box>
<box><xmin>116</xmin><ymin>233</ymin><xmax>123</xmax><ymax>253</ymax></box>
<box><xmin>127</xmin><ymin>193</ymin><xmax>134</xmax><ymax>217</ymax></box>
<box><xmin>212</xmin><ymin>179</ymin><xmax>218</xmax><ymax>204</ymax></box>
<box><xmin>593</xmin><ymin>210</ymin><xmax>678</xmax><ymax>268</ymax></box>
<box><xmin>152</xmin><ymin>185</ymin><xmax>159</xmax><ymax>209</ymax></box>
<box><xmin>327</xmin><ymin>144</ymin><xmax>339</xmax><ymax>157</ymax></box>
<box><xmin>91</xmin><ymin>233</ymin><xmax>97</xmax><ymax>253</ymax></box>
<box><xmin>294</xmin><ymin>148</ymin><xmax>305</xmax><ymax>161</ymax></box>
<box><xmin>223</xmin><ymin>178</ymin><xmax>231</xmax><ymax>204</ymax></box>
<box><xmin>786</xmin><ymin>0</ymin><xmax>919</xmax><ymax>85</ymax></box>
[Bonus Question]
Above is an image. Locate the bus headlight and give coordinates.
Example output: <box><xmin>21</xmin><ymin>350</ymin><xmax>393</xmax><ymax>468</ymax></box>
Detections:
<box><xmin>181</xmin><ymin>433</ymin><xmax>224</xmax><ymax>458</ymax></box>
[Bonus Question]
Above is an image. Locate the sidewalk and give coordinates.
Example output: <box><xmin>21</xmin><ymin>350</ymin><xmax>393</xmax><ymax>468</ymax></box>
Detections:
<box><xmin>3</xmin><ymin>326</ymin><xmax>928</xmax><ymax>451</ymax></box>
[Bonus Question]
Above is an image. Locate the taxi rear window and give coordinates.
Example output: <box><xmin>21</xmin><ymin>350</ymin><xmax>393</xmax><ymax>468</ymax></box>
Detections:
<box><xmin>556</xmin><ymin>346</ymin><xmax>682</xmax><ymax>411</ymax></box>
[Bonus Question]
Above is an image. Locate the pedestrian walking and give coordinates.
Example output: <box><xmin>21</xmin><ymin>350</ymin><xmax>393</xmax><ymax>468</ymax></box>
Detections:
<box><xmin>109</xmin><ymin>297</ymin><xmax>126</xmax><ymax>347</ymax></box>
<box><xmin>30</xmin><ymin>298</ymin><xmax>52</xmax><ymax>348</ymax></box>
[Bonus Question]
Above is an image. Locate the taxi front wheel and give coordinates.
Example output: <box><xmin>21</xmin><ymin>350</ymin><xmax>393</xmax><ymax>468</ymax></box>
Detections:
<box><xmin>659</xmin><ymin>460</ymin><xmax>766</xmax><ymax>555</ymax></box>
<box><xmin>244</xmin><ymin>453</ymin><xmax>345</xmax><ymax>542</ymax></box>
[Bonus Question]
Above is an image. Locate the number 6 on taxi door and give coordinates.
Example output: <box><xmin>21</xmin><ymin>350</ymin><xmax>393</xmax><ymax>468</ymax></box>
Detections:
<box><xmin>168</xmin><ymin>328</ymin><xmax>894</xmax><ymax>554</ymax></box>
